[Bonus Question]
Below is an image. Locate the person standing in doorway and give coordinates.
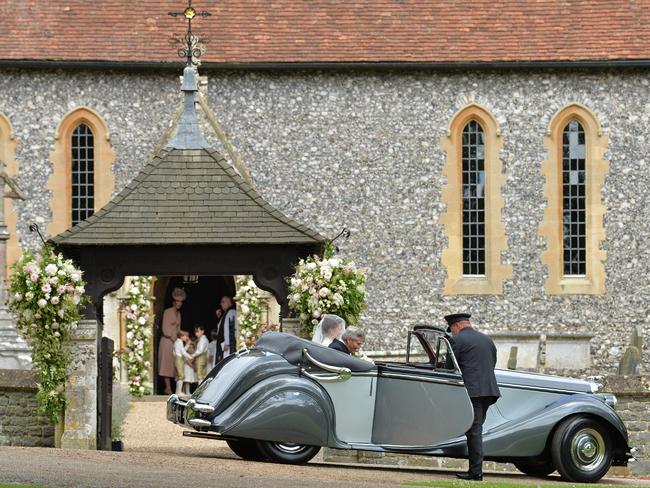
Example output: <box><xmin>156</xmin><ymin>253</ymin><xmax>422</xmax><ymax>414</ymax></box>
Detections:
<box><xmin>215</xmin><ymin>295</ymin><xmax>237</xmax><ymax>360</ymax></box>
<box><xmin>173</xmin><ymin>330</ymin><xmax>191</xmax><ymax>395</ymax></box>
<box><xmin>158</xmin><ymin>287</ymin><xmax>186</xmax><ymax>395</ymax></box>
<box><xmin>445</xmin><ymin>313</ymin><xmax>500</xmax><ymax>481</ymax></box>
<box><xmin>191</xmin><ymin>325</ymin><xmax>209</xmax><ymax>382</ymax></box>
<box><xmin>207</xmin><ymin>329</ymin><xmax>219</xmax><ymax>370</ymax></box>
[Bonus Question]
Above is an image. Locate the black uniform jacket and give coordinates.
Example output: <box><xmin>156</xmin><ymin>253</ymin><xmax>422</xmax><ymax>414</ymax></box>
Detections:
<box><xmin>450</xmin><ymin>327</ymin><xmax>501</xmax><ymax>401</ymax></box>
<box><xmin>328</xmin><ymin>338</ymin><xmax>350</xmax><ymax>354</ymax></box>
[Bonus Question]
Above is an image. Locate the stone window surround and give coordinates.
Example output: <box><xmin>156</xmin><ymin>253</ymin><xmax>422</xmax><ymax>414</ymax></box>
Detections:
<box><xmin>539</xmin><ymin>103</ymin><xmax>608</xmax><ymax>295</ymax></box>
<box><xmin>47</xmin><ymin>107</ymin><xmax>115</xmax><ymax>238</ymax></box>
<box><xmin>440</xmin><ymin>103</ymin><xmax>512</xmax><ymax>295</ymax></box>
<box><xmin>0</xmin><ymin>112</ymin><xmax>19</xmax><ymax>270</ymax></box>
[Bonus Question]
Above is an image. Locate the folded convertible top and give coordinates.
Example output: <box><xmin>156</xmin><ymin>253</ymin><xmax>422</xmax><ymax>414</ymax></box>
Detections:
<box><xmin>255</xmin><ymin>332</ymin><xmax>375</xmax><ymax>373</ymax></box>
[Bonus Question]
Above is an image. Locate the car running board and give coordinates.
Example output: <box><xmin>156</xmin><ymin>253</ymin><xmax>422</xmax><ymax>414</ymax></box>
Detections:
<box><xmin>182</xmin><ymin>430</ymin><xmax>232</xmax><ymax>441</ymax></box>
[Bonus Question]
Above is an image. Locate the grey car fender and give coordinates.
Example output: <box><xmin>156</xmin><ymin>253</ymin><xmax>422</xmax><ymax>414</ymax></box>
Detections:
<box><xmin>211</xmin><ymin>374</ymin><xmax>336</xmax><ymax>446</ymax></box>
<box><xmin>482</xmin><ymin>393</ymin><xmax>628</xmax><ymax>458</ymax></box>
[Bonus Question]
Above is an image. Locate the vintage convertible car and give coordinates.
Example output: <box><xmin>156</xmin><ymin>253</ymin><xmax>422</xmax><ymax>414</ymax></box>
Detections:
<box><xmin>167</xmin><ymin>326</ymin><xmax>635</xmax><ymax>483</ymax></box>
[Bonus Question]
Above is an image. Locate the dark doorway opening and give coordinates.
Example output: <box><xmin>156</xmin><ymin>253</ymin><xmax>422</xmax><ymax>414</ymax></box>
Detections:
<box><xmin>152</xmin><ymin>275</ymin><xmax>236</xmax><ymax>394</ymax></box>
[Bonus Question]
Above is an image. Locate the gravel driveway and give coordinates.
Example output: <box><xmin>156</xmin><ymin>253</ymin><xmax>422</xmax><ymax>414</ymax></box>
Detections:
<box><xmin>0</xmin><ymin>399</ymin><xmax>645</xmax><ymax>488</ymax></box>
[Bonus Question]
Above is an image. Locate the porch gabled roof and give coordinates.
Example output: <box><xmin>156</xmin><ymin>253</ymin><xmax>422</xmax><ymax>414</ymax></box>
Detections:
<box><xmin>51</xmin><ymin>147</ymin><xmax>324</xmax><ymax>246</ymax></box>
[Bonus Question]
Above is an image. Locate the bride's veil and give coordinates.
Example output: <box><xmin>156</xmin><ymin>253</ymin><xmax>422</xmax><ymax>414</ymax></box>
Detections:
<box><xmin>311</xmin><ymin>314</ymin><xmax>346</xmax><ymax>344</ymax></box>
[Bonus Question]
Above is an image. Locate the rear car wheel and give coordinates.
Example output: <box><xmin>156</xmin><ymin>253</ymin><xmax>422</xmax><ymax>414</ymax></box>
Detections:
<box><xmin>513</xmin><ymin>458</ymin><xmax>555</xmax><ymax>477</ymax></box>
<box><xmin>226</xmin><ymin>439</ymin><xmax>266</xmax><ymax>461</ymax></box>
<box><xmin>255</xmin><ymin>441</ymin><xmax>319</xmax><ymax>464</ymax></box>
<box><xmin>551</xmin><ymin>416</ymin><xmax>612</xmax><ymax>483</ymax></box>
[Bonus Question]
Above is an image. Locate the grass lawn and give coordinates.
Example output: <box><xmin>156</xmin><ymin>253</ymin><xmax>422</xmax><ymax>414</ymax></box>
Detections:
<box><xmin>404</xmin><ymin>481</ymin><xmax>644</xmax><ymax>488</ymax></box>
<box><xmin>0</xmin><ymin>485</ymin><xmax>50</xmax><ymax>488</ymax></box>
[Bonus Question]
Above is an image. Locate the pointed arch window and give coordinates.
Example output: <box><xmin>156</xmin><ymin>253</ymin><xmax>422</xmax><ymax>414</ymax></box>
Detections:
<box><xmin>462</xmin><ymin>120</ymin><xmax>486</xmax><ymax>275</ymax></box>
<box><xmin>539</xmin><ymin>104</ymin><xmax>608</xmax><ymax>294</ymax></box>
<box><xmin>0</xmin><ymin>113</ymin><xmax>20</xmax><ymax>269</ymax></box>
<box><xmin>561</xmin><ymin>120</ymin><xmax>586</xmax><ymax>276</ymax></box>
<box><xmin>47</xmin><ymin>107</ymin><xmax>115</xmax><ymax>237</ymax></box>
<box><xmin>71</xmin><ymin>123</ymin><xmax>95</xmax><ymax>225</ymax></box>
<box><xmin>440</xmin><ymin>104</ymin><xmax>511</xmax><ymax>295</ymax></box>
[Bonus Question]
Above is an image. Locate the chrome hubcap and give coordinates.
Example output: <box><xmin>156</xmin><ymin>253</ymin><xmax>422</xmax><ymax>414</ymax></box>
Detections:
<box><xmin>571</xmin><ymin>428</ymin><xmax>605</xmax><ymax>471</ymax></box>
<box><xmin>273</xmin><ymin>442</ymin><xmax>306</xmax><ymax>454</ymax></box>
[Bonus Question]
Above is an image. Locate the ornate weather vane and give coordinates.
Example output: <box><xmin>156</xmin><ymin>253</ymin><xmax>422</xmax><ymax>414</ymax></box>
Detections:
<box><xmin>169</xmin><ymin>1</ymin><xmax>211</xmax><ymax>67</ymax></box>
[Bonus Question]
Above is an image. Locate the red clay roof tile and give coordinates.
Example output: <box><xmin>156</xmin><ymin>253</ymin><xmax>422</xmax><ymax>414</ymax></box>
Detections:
<box><xmin>0</xmin><ymin>1</ymin><xmax>649</xmax><ymax>65</ymax></box>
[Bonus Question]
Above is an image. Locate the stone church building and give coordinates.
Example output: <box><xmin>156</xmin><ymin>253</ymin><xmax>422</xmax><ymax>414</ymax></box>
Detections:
<box><xmin>0</xmin><ymin>0</ymin><xmax>648</xmax><ymax>376</ymax></box>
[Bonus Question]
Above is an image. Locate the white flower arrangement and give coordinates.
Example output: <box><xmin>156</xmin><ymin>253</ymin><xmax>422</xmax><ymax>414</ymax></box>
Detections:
<box><xmin>234</xmin><ymin>276</ymin><xmax>262</xmax><ymax>347</ymax></box>
<box><xmin>7</xmin><ymin>245</ymin><xmax>88</xmax><ymax>422</ymax></box>
<box><xmin>121</xmin><ymin>276</ymin><xmax>154</xmax><ymax>397</ymax></box>
<box><xmin>287</xmin><ymin>243</ymin><xmax>367</xmax><ymax>336</ymax></box>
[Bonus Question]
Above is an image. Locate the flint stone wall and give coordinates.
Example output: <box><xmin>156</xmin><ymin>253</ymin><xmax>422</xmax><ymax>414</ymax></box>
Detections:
<box><xmin>602</xmin><ymin>375</ymin><xmax>650</xmax><ymax>477</ymax></box>
<box><xmin>0</xmin><ymin>67</ymin><xmax>648</xmax><ymax>373</ymax></box>
<box><xmin>0</xmin><ymin>369</ymin><xmax>54</xmax><ymax>447</ymax></box>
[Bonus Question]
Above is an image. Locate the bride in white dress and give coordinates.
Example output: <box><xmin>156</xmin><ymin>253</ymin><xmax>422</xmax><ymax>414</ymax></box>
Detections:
<box><xmin>311</xmin><ymin>314</ymin><xmax>346</xmax><ymax>346</ymax></box>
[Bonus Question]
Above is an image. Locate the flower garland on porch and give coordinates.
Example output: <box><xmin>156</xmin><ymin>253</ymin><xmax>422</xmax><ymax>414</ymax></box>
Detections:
<box><xmin>234</xmin><ymin>276</ymin><xmax>262</xmax><ymax>347</ymax></box>
<box><xmin>7</xmin><ymin>245</ymin><xmax>88</xmax><ymax>423</ymax></box>
<box><xmin>287</xmin><ymin>242</ymin><xmax>367</xmax><ymax>336</ymax></box>
<box><xmin>121</xmin><ymin>276</ymin><xmax>154</xmax><ymax>397</ymax></box>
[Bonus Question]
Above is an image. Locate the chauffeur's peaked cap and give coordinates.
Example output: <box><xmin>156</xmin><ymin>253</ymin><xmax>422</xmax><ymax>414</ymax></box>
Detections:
<box><xmin>444</xmin><ymin>313</ymin><xmax>471</xmax><ymax>332</ymax></box>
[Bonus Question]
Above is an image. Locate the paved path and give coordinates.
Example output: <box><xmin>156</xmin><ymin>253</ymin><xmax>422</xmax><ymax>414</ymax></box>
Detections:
<box><xmin>0</xmin><ymin>399</ymin><xmax>645</xmax><ymax>488</ymax></box>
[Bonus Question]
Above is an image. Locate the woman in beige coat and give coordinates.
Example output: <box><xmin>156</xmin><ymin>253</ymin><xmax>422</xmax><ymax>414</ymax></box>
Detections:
<box><xmin>158</xmin><ymin>288</ymin><xmax>186</xmax><ymax>394</ymax></box>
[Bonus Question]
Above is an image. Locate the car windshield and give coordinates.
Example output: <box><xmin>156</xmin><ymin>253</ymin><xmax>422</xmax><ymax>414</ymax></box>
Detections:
<box><xmin>415</xmin><ymin>329</ymin><xmax>457</xmax><ymax>371</ymax></box>
<box><xmin>408</xmin><ymin>333</ymin><xmax>431</xmax><ymax>364</ymax></box>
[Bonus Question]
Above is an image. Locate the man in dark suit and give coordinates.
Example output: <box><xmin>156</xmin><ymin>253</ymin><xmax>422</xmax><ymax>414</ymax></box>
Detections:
<box><xmin>446</xmin><ymin>313</ymin><xmax>500</xmax><ymax>481</ymax></box>
<box><xmin>329</xmin><ymin>327</ymin><xmax>365</xmax><ymax>355</ymax></box>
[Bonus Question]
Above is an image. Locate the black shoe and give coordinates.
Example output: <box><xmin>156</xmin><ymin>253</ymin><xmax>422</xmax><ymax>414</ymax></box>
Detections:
<box><xmin>456</xmin><ymin>472</ymin><xmax>483</xmax><ymax>481</ymax></box>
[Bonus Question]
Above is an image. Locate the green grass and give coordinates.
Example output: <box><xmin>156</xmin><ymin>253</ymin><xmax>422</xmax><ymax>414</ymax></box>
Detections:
<box><xmin>0</xmin><ymin>484</ymin><xmax>51</xmax><ymax>488</ymax></box>
<box><xmin>404</xmin><ymin>481</ymin><xmax>644</xmax><ymax>488</ymax></box>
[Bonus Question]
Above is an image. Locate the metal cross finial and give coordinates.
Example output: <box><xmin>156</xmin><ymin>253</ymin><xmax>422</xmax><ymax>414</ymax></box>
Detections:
<box><xmin>169</xmin><ymin>1</ymin><xmax>211</xmax><ymax>67</ymax></box>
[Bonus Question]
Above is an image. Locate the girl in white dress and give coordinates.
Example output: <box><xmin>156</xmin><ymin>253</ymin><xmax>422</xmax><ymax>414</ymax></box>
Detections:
<box><xmin>183</xmin><ymin>342</ymin><xmax>198</xmax><ymax>395</ymax></box>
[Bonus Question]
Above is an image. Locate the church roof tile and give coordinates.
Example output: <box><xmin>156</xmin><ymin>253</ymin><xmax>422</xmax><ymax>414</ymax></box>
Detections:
<box><xmin>1</xmin><ymin>1</ymin><xmax>649</xmax><ymax>65</ymax></box>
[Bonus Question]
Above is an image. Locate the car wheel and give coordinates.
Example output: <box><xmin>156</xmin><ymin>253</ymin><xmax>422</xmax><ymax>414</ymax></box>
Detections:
<box><xmin>551</xmin><ymin>416</ymin><xmax>612</xmax><ymax>483</ymax></box>
<box><xmin>226</xmin><ymin>438</ymin><xmax>266</xmax><ymax>461</ymax></box>
<box><xmin>255</xmin><ymin>441</ymin><xmax>319</xmax><ymax>464</ymax></box>
<box><xmin>513</xmin><ymin>458</ymin><xmax>555</xmax><ymax>477</ymax></box>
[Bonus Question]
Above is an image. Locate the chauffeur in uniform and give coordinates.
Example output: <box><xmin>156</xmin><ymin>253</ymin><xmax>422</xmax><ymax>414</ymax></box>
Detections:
<box><xmin>445</xmin><ymin>313</ymin><xmax>500</xmax><ymax>481</ymax></box>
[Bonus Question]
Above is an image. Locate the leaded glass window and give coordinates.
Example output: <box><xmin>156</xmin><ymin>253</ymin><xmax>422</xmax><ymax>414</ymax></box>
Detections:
<box><xmin>562</xmin><ymin>120</ymin><xmax>586</xmax><ymax>276</ymax></box>
<box><xmin>461</xmin><ymin>120</ymin><xmax>486</xmax><ymax>275</ymax></box>
<box><xmin>71</xmin><ymin>123</ymin><xmax>95</xmax><ymax>225</ymax></box>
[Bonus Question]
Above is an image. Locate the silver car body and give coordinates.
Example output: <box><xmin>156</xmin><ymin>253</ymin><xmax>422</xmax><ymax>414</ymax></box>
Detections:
<box><xmin>167</xmin><ymin>328</ymin><xmax>632</xmax><ymax>468</ymax></box>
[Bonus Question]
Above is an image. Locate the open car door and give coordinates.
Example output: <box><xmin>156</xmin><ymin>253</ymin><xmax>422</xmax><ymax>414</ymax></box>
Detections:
<box><xmin>371</xmin><ymin>327</ymin><xmax>474</xmax><ymax>448</ymax></box>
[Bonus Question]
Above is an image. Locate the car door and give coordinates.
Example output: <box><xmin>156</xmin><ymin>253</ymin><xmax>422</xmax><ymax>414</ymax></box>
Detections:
<box><xmin>371</xmin><ymin>329</ymin><xmax>474</xmax><ymax>447</ymax></box>
<box><xmin>301</xmin><ymin>348</ymin><xmax>378</xmax><ymax>445</ymax></box>
<box><xmin>317</xmin><ymin>369</ymin><xmax>378</xmax><ymax>444</ymax></box>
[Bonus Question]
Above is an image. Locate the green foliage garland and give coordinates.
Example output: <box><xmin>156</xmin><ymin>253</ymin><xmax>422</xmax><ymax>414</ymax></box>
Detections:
<box><xmin>7</xmin><ymin>245</ymin><xmax>88</xmax><ymax>423</ymax></box>
<box><xmin>287</xmin><ymin>242</ymin><xmax>367</xmax><ymax>336</ymax></box>
<box><xmin>121</xmin><ymin>276</ymin><xmax>154</xmax><ymax>397</ymax></box>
